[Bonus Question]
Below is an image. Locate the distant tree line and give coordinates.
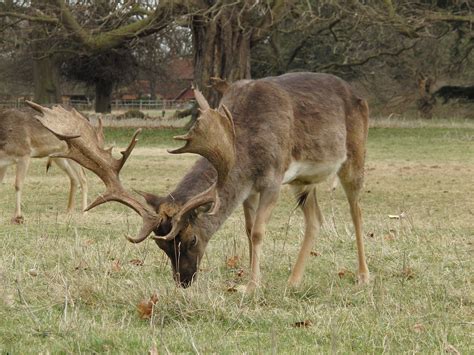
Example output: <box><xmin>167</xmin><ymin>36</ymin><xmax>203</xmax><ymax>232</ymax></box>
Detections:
<box><xmin>0</xmin><ymin>0</ymin><xmax>472</xmax><ymax>114</ymax></box>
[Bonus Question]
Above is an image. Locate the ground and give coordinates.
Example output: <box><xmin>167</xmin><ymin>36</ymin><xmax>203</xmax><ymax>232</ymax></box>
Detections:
<box><xmin>0</xmin><ymin>118</ymin><xmax>472</xmax><ymax>353</ymax></box>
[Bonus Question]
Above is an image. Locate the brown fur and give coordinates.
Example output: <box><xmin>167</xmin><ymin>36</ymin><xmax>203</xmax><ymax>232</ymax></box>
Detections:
<box><xmin>150</xmin><ymin>72</ymin><xmax>370</xmax><ymax>289</ymax></box>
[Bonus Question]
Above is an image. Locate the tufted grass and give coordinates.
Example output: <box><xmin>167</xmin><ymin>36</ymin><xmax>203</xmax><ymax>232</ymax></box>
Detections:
<box><xmin>0</xmin><ymin>122</ymin><xmax>472</xmax><ymax>354</ymax></box>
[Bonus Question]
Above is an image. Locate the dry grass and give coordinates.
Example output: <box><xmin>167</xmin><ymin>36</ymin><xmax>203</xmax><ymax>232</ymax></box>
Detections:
<box><xmin>0</xmin><ymin>123</ymin><xmax>472</xmax><ymax>353</ymax></box>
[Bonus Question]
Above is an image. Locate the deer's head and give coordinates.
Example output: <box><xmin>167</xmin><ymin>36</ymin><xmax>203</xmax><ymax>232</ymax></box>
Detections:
<box><xmin>25</xmin><ymin>91</ymin><xmax>235</xmax><ymax>287</ymax></box>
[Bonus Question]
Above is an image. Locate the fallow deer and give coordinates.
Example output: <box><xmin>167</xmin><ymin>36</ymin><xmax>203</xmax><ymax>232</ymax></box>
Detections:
<box><xmin>0</xmin><ymin>108</ymin><xmax>88</xmax><ymax>224</ymax></box>
<box><xmin>26</xmin><ymin>72</ymin><xmax>370</xmax><ymax>292</ymax></box>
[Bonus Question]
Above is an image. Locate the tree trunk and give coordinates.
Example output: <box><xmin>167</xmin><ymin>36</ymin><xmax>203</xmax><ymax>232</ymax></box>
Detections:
<box><xmin>33</xmin><ymin>55</ymin><xmax>61</xmax><ymax>104</ymax></box>
<box><xmin>31</xmin><ymin>0</ymin><xmax>61</xmax><ymax>104</ymax></box>
<box><xmin>149</xmin><ymin>76</ymin><xmax>157</xmax><ymax>100</ymax></box>
<box><xmin>95</xmin><ymin>80</ymin><xmax>113</xmax><ymax>113</ymax></box>
<box><xmin>192</xmin><ymin>10</ymin><xmax>252</xmax><ymax>106</ymax></box>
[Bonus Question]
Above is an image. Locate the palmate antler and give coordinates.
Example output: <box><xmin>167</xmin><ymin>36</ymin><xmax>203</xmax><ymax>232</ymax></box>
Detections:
<box><xmin>25</xmin><ymin>101</ymin><xmax>161</xmax><ymax>243</ymax></box>
<box><xmin>25</xmin><ymin>90</ymin><xmax>235</xmax><ymax>243</ymax></box>
<box><xmin>156</xmin><ymin>89</ymin><xmax>236</xmax><ymax>241</ymax></box>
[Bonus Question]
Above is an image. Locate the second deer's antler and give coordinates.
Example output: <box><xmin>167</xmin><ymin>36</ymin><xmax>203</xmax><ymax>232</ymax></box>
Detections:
<box><xmin>25</xmin><ymin>101</ymin><xmax>161</xmax><ymax>243</ymax></box>
<box><xmin>26</xmin><ymin>93</ymin><xmax>236</xmax><ymax>243</ymax></box>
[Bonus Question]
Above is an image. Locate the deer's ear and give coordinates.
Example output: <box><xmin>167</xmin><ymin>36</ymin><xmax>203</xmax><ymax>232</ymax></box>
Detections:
<box><xmin>138</xmin><ymin>192</ymin><xmax>164</xmax><ymax>212</ymax></box>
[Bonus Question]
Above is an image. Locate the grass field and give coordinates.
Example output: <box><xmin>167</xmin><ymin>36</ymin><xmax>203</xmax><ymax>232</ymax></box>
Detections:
<box><xmin>0</xmin><ymin>121</ymin><xmax>473</xmax><ymax>353</ymax></box>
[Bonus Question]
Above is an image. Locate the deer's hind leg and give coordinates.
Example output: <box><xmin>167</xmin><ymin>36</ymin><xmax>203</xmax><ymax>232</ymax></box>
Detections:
<box><xmin>288</xmin><ymin>185</ymin><xmax>323</xmax><ymax>287</ymax></box>
<box><xmin>338</xmin><ymin>152</ymin><xmax>369</xmax><ymax>282</ymax></box>
<box><xmin>51</xmin><ymin>158</ymin><xmax>79</xmax><ymax>213</ymax></box>
<box><xmin>12</xmin><ymin>156</ymin><xmax>30</xmax><ymax>224</ymax></box>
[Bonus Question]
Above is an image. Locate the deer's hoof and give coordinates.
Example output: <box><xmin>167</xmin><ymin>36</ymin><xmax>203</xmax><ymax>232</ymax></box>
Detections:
<box><xmin>11</xmin><ymin>216</ymin><xmax>24</xmax><ymax>225</ymax></box>
<box><xmin>357</xmin><ymin>271</ymin><xmax>370</xmax><ymax>285</ymax></box>
<box><xmin>287</xmin><ymin>276</ymin><xmax>303</xmax><ymax>289</ymax></box>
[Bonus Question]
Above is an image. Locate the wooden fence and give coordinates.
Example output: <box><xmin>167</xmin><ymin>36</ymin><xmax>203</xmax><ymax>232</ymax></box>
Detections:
<box><xmin>0</xmin><ymin>99</ymin><xmax>192</xmax><ymax>111</ymax></box>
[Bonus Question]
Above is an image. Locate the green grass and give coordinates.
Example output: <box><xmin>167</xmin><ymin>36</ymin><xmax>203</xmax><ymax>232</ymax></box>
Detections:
<box><xmin>0</xmin><ymin>123</ymin><xmax>472</xmax><ymax>353</ymax></box>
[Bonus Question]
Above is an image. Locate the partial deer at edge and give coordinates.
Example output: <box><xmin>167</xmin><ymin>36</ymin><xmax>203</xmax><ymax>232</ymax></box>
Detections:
<box><xmin>27</xmin><ymin>72</ymin><xmax>369</xmax><ymax>292</ymax></box>
<box><xmin>0</xmin><ymin>108</ymin><xmax>88</xmax><ymax>224</ymax></box>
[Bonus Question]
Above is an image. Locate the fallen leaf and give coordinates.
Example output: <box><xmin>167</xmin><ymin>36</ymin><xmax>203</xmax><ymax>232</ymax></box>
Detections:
<box><xmin>413</xmin><ymin>323</ymin><xmax>424</xmax><ymax>333</ymax></box>
<box><xmin>129</xmin><ymin>259</ymin><xmax>144</xmax><ymax>266</ymax></box>
<box><xmin>83</xmin><ymin>239</ymin><xmax>95</xmax><ymax>246</ymax></box>
<box><xmin>293</xmin><ymin>320</ymin><xmax>312</xmax><ymax>328</ymax></box>
<box><xmin>400</xmin><ymin>267</ymin><xmax>415</xmax><ymax>280</ymax></box>
<box><xmin>445</xmin><ymin>344</ymin><xmax>460</xmax><ymax>355</ymax></box>
<box><xmin>74</xmin><ymin>260</ymin><xmax>89</xmax><ymax>271</ymax></box>
<box><xmin>337</xmin><ymin>268</ymin><xmax>355</xmax><ymax>280</ymax></box>
<box><xmin>149</xmin><ymin>343</ymin><xmax>159</xmax><ymax>355</ymax></box>
<box><xmin>310</xmin><ymin>250</ymin><xmax>321</xmax><ymax>257</ymax></box>
<box><xmin>111</xmin><ymin>259</ymin><xmax>121</xmax><ymax>273</ymax></box>
<box><xmin>137</xmin><ymin>293</ymin><xmax>159</xmax><ymax>319</ymax></box>
<box><xmin>28</xmin><ymin>269</ymin><xmax>38</xmax><ymax>277</ymax></box>
<box><xmin>389</xmin><ymin>212</ymin><xmax>407</xmax><ymax>220</ymax></box>
<box><xmin>226</xmin><ymin>256</ymin><xmax>240</xmax><ymax>269</ymax></box>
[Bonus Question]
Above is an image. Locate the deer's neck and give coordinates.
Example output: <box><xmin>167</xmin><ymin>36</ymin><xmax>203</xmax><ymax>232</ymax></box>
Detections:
<box><xmin>171</xmin><ymin>158</ymin><xmax>250</xmax><ymax>239</ymax></box>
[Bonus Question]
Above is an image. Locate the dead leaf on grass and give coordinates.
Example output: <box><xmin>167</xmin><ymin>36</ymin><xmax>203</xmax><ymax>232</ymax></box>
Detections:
<box><xmin>226</xmin><ymin>286</ymin><xmax>238</xmax><ymax>293</ymax></box>
<box><xmin>445</xmin><ymin>344</ymin><xmax>460</xmax><ymax>355</ymax></box>
<box><xmin>83</xmin><ymin>239</ymin><xmax>95</xmax><ymax>246</ymax></box>
<box><xmin>111</xmin><ymin>259</ymin><xmax>122</xmax><ymax>273</ymax></box>
<box><xmin>74</xmin><ymin>260</ymin><xmax>89</xmax><ymax>271</ymax></box>
<box><xmin>149</xmin><ymin>343</ymin><xmax>159</xmax><ymax>355</ymax></box>
<box><xmin>129</xmin><ymin>259</ymin><xmax>144</xmax><ymax>266</ymax></box>
<box><xmin>400</xmin><ymin>267</ymin><xmax>415</xmax><ymax>280</ymax></box>
<box><xmin>413</xmin><ymin>323</ymin><xmax>425</xmax><ymax>333</ymax></box>
<box><xmin>28</xmin><ymin>269</ymin><xmax>38</xmax><ymax>277</ymax></box>
<box><xmin>338</xmin><ymin>268</ymin><xmax>347</xmax><ymax>278</ymax></box>
<box><xmin>293</xmin><ymin>320</ymin><xmax>312</xmax><ymax>328</ymax></box>
<box><xmin>137</xmin><ymin>293</ymin><xmax>159</xmax><ymax>319</ymax></box>
<box><xmin>226</xmin><ymin>256</ymin><xmax>240</xmax><ymax>269</ymax></box>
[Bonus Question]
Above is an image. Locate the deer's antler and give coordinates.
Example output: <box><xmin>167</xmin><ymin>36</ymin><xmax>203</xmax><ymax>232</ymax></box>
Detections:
<box><xmin>155</xmin><ymin>88</ymin><xmax>236</xmax><ymax>241</ymax></box>
<box><xmin>25</xmin><ymin>101</ymin><xmax>161</xmax><ymax>243</ymax></box>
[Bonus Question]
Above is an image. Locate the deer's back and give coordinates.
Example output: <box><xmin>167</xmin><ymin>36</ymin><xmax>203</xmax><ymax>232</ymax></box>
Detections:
<box><xmin>222</xmin><ymin>72</ymin><xmax>367</xmax><ymax>184</ymax></box>
<box><xmin>0</xmin><ymin>108</ymin><xmax>66</xmax><ymax>158</ymax></box>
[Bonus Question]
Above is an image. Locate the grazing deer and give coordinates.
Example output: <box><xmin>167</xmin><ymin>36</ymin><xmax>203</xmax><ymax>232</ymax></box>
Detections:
<box><xmin>0</xmin><ymin>108</ymin><xmax>88</xmax><ymax>224</ymax></box>
<box><xmin>26</xmin><ymin>72</ymin><xmax>369</xmax><ymax>292</ymax></box>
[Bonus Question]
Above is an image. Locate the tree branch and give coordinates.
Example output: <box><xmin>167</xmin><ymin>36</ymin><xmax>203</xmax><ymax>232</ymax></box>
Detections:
<box><xmin>0</xmin><ymin>11</ymin><xmax>58</xmax><ymax>24</ymax></box>
<box><xmin>319</xmin><ymin>41</ymin><xmax>419</xmax><ymax>71</ymax></box>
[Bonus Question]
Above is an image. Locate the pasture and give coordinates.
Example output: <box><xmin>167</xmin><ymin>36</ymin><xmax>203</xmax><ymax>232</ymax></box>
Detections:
<box><xmin>0</xmin><ymin>119</ymin><xmax>472</xmax><ymax>353</ymax></box>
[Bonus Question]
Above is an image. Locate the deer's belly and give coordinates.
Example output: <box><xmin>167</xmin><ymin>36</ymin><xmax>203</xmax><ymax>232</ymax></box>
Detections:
<box><xmin>282</xmin><ymin>159</ymin><xmax>345</xmax><ymax>185</ymax></box>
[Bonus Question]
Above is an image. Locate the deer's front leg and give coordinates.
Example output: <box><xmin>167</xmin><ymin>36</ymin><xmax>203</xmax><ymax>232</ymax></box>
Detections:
<box><xmin>240</xmin><ymin>187</ymin><xmax>280</xmax><ymax>294</ymax></box>
<box><xmin>243</xmin><ymin>192</ymin><xmax>259</xmax><ymax>266</ymax></box>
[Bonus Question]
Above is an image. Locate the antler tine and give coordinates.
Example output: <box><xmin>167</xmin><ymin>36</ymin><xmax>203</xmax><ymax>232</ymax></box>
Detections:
<box><xmin>168</xmin><ymin>101</ymin><xmax>236</xmax><ymax>187</ymax></box>
<box><xmin>194</xmin><ymin>87</ymin><xmax>210</xmax><ymax>110</ymax></box>
<box><xmin>116</xmin><ymin>128</ymin><xmax>141</xmax><ymax>173</ymax></box>
<box><xmin>25</xmin><ymin>101</ymin><xmax>162</xmax><ymax>244</ymax></box>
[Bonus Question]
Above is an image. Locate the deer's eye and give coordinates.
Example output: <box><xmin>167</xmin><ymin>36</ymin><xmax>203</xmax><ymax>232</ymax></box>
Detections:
<box><xmin>190</xmin><ymin>235</ymin><xmax>197</xmax><ymax>247</ymax></box>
